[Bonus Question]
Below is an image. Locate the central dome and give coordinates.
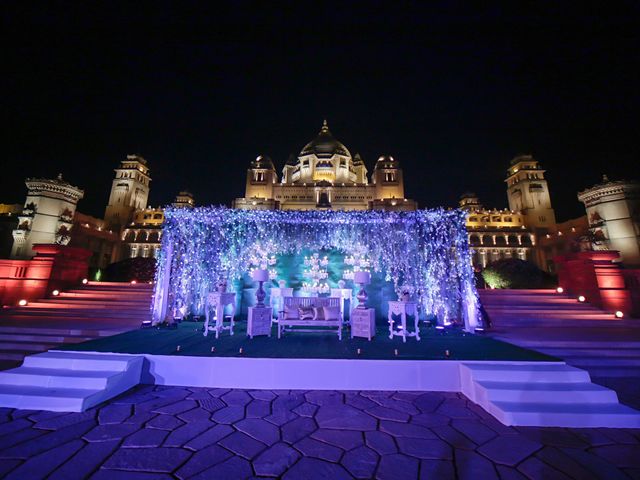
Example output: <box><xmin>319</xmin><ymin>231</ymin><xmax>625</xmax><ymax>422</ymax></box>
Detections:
<box><xmin>299</xmin><ymin>120</ymin><xmax>351</xmax><ymax>158</ymax></box>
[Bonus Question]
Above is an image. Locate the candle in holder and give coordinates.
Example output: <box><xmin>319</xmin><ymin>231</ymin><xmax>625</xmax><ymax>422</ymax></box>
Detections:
<box><xmin>176</xmin><ymin>345</ymin><xmax>181</xmax><ymax>352</ymax></box>
<box><xmin>239</xmin><ymin>347</ymin><xmax>244</xmax><ymax>354</ymax></box>
<box><xmin>357</xmin><ymin>348</ymin><xmax>362</xmax><ymax>355</ymax></box>
<box><xmin>394</xmin><ymin>349</ymin><xmax>399</xmax><ymax>356</ymax></box>
<box><xmin>210</xmin><ymin>346</ymin><xmax>216</xmax><ymax>353</ymax></box>
<box><xmin>445</xmin><ymin>349</ymin><xmax>450</xmax><ymax>358</ymax></box>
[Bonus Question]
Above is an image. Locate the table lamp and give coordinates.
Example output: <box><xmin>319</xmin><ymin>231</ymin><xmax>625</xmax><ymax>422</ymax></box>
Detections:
<box><xmin>252</xmin><ymin>269</ymin><xmax>269</xmax><ymax>307</ymax></box>
<box><xmin>354</xmin><ymin>271</ymin><xmax>371</xmax><ymax>309</ymax></box>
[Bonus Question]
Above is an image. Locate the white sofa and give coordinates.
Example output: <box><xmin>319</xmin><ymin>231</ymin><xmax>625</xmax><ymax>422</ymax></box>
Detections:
<box><xmin>276</xmin><ymin>296</ymin><xmax>342</xmax><ymax>339</ymax></box>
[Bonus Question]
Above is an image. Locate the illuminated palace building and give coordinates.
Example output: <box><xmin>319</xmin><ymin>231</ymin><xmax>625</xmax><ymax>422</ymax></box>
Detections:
<box><xmin>234</xmin><ymin>120</ymin><xmax>417</xmax><ymax>211</ymax></box>
<box><xmin>233</xmin><ymin>123</ymin><xmax>561</xmax><ymax>270</ymax></box>
<box><xmin>460</xmin><ymin>155</ymin><xmax>558</xmax><ymax>270</ymax></box>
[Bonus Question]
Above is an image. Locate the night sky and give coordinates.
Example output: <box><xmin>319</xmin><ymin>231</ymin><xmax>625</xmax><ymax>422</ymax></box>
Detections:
<box><xmin>2</xmin><ymin>3</ymin><xmax>638</xmax><ymax>221</ymax></box>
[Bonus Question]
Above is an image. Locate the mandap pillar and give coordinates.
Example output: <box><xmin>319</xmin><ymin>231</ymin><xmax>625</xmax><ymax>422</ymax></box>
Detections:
<box><xmin>152</xmin><ymin>241</ymin><xmax>173</xmax><ymax>325</ymax></box>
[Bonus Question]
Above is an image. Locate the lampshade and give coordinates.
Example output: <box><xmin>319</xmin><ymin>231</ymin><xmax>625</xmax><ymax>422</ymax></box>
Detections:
<box><xmin>354</xmin><ymin>271</ymin><xmax>371</xmax><ymax>284</ymax></box>
<box><xmin>252</xmin><ymin>269</ymin><xmax>269</xmax><ymax>282</ymax></box>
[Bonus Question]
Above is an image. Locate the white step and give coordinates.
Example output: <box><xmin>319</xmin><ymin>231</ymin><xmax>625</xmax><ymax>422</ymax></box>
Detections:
<box><xmin>460</xmin><ymin>362</ymin><xmax>640</xmax><ymax>427</ymax></box>
<box><xmin>474</xmin><ymin>380</ymin><xmax>619</xmax><ymax>404</ymax></box>
<box><xmin>23</xmin><ymin>351</ymin><xmax>137</xmax><ymax>371</ymax></box>
<box><xmin>0</xmin><ymin>367</ymin><xmax>124</xmax><ymax>389</ymax></box>
<box><xmin>0</xmin><ymin>351</ymin><xmax>144</xmax><ymax>412</ymax></box>
<box><xmin>463</xmin><ymin>363</ymin><xmax>591</xmax><ymax>383</ymax></box>
<box><xmin>489</xmin><ymin>401</ymin><xmax>640</xmax><ymax>428</ymax></box>
<box><xmin>0</xmin><ymin>385</ymin><xmax>102</xmax><ymax>411</ymax></box>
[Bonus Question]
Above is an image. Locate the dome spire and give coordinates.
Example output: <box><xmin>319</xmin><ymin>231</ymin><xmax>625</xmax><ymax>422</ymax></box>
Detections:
<box><xmin>321</xmin><ymin>119</ymin><xmax>329</xmax><ymax>133</ymax></box>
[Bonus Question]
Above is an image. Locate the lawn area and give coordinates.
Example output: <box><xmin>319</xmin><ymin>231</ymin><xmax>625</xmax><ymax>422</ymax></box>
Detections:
<box><xmin>60</xmin><ymin>321</ymin><xmax>558</xmax><ymax>362</ymax></box>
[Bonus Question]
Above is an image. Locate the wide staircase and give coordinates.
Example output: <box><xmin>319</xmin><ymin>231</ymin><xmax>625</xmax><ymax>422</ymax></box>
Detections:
<box><xmin>0</xmin><ymin>281</ymin><xmax>152</xmax><ymax>370</ymax></box>
<box><xmin>479</xmin><ymin>288</ymin><xmax>622</xmax><ymax>327</ymax></box>
<box><xmin>475</xmin><ymin>288</ymin><xmax>640</xmax><ymax>424</ymax></box>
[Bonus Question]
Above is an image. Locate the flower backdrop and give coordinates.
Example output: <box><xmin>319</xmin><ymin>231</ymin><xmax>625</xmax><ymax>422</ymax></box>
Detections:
<box><xmin>152</xmin><ymin>207</ymin><xmax>481</xmax><ymax>330</ymax></box>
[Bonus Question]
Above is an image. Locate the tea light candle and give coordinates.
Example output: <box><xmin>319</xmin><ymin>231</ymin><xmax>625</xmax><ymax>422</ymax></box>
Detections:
<box><xmin>210</xmin><ymin>346</ymin><xmax>216</xmax><ymax>353</ymax></box>
<box><xmin>445</xmin><ymin>349</ymin><xmax>450</xmax><ymax>358</ymax></box>
<box><xmin>176</xmin><ymin>345</ymin><xmax>181</xmax><ymax>352</ymax></box>
<box><xmin>239</xmin><ymin>347</ymin><xmax>244</xmax><ymax>354</ymax></box>
<box><xmin>357</xmin><ymin>348</ymin><xmax>362</xmax><ymax>355</ymax></box>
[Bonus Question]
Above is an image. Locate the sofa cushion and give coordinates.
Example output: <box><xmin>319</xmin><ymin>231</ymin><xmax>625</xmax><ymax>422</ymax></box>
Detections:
<box><xmin>323</xmin><ymin>306</ymin><xmax>341</xmax><ymax>321</ymax></box>
<box><xmin>284</xmin><ymin>305</ymin><xmax>299</xmax><ymax>320</ymax></box>
<box><xmin>298</xmin><ymin>306</ymin><xmax>314</xmax><ymax>320</ymax></box>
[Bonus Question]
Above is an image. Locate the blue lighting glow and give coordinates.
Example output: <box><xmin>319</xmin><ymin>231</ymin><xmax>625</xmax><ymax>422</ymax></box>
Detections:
<box><xmin>152</xmin><ymin>207</ymin><xmax>481</xmax><ymax>330</ymax></box>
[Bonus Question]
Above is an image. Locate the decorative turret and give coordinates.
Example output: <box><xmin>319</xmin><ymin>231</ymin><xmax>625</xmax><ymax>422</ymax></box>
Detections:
<box><xmin>172</xmin><ymin>191</ymin><xmax>195</xmax><ymax>208</ymax></box>
<box><xmin>11</xmin><ymin>174</ymin><xmax>84</xmax><ymax>258</ymax></box>
<box><xmin>578</xmin><ymin>175</ymin><xmax>640</xmax><ymax>266</ymax></box>
<box><xmin>459</xmin><ymin>192</ymin><xmax>482</xmax><ymax>211</ymax></box>
<box><xmin>372</xmin><ymin>155</ymin><xmax>405</xmax><ymax>200</ymax></box>
<box><xmin>505</xmin><ymin>155</ymin><xmax>556</xmax><ymax>230</ymax></box>
<box><xmin>244</xmin><ymin>155</ymin><xmax>278</xmax><ymax>200</ymax></box>
<box><xmin>104</xmin><ymin>155</ymin><xmax>151</xmax><ymax>231</ymax></box>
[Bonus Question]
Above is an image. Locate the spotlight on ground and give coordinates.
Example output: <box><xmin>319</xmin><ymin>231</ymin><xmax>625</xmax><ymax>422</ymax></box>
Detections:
<box><xmin>474</xmin><ymin>327</ymin><xmax>485</xmax><ymax>333</ymax></box>
<box><xmin>556</xmin><ymin>287</ymin><xmax>564</xmax><ymax>293</ymax></box>
<box><xmin>18</xmin><ymin>299</ymin><xmax>28</xmax><ymax>306</ymax></box>
<box><xmin>615</xmin><ymin>311</ymin><xmax>624</xmax><ymax>318</ymax></box>
<box><xmin>82</xmin><ymin>278</ymin><xmax>88</xmax><ymax>284</ymax></box>
<box><xmin>52</xmin><ymin>289</ymin><xmax>60</xmax><ymax>296</ymax></box>
<box><xmin>130</xmin><ymin>280</ymin><xmax>137</xmax><ymax>285</ymax></box>
<box><xmin>435</xmin><ymin>325</ymin><xmax>445</xmax><ymax>330</ymax></box>
<box><xmin>578</xmin><ymin>295</ymin><xmax>586</xmax><ymax>303</ymax></box>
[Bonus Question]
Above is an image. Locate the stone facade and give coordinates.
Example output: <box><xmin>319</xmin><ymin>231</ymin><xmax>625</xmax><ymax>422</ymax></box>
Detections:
<box><xmin>462</xmin><ymin>155</ymin><xmax>560</xmax><ymax>271</ymax></box>
<box><xmin>460</xmin><ymin>193</ymin><xmax>535</xmax><ymax>269</ymax></box>
<box><xmin>121</xmin><ymin>192</ymin><xmax>194</xmax><ymax>259</ymax></box>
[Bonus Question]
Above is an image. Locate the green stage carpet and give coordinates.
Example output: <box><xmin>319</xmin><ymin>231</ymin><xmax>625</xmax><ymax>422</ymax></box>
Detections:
<box><xmin>59</xmin><ymin>322</ymin><xmax>557</xmax><ymax>362</ymax></box>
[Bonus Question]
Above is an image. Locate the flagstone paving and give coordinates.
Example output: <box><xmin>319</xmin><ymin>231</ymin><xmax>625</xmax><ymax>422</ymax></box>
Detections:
<box><xmin>0</xmin><ymin>385</ymin><xmax>638</xmax><ymax>479</ymax></box>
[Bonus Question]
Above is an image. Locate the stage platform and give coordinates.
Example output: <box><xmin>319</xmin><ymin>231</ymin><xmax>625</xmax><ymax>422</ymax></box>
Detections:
<box><xmin>58</xmin><ymin>321</ymin><xmax>556</xmax><ymax>362</ymax></box>
<box><xmin>1</xmin><ymin>320</ymin><xmax>639</xmax><ymax>426</ymax></box>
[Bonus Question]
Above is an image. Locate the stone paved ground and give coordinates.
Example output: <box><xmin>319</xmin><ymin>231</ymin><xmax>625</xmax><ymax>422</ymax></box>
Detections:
<box><xmin>0</xmin><ymin>386</ymin><xmax>639</xmax><ymax>479</ymax></box>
